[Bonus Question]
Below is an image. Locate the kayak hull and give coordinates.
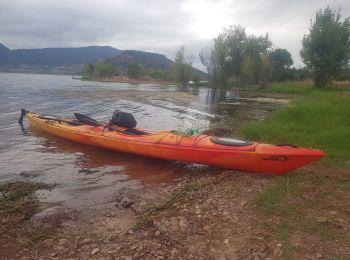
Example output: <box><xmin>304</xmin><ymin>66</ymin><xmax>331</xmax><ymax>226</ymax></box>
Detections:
<box><xmin>25</xmin><ymin>112</ymin><xmax>325</xmax><ymax>174</ymax></box>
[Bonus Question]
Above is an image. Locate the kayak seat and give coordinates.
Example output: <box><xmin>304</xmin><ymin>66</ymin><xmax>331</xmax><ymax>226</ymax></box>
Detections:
<box><xmin>123</xmin><ymin>128</ymin><xmax>150</xmax><ymax>135</ymax></box>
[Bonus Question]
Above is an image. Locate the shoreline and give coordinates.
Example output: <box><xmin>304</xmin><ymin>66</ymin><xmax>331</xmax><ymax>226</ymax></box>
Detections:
<box><xmin>81</xmin><ymin>75</ymin><xmax>175</xmax><ymax>85</ymax></box>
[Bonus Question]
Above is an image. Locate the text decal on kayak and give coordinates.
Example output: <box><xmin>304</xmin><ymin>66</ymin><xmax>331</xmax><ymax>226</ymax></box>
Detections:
<box><xmin>261</xmin><ymin>156</ymin><xmax>288</xmax><ymax>161</ymax></box>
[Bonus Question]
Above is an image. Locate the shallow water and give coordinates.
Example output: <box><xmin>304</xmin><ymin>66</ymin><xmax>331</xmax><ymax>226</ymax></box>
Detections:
<box><xmin>0</xmin><ymin>72</ymin><xmax>284</xmax><ymax>210</ymax></box>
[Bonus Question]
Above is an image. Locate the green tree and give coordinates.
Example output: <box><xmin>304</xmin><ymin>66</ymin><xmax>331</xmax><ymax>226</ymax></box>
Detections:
<box><xmin>200</xmin><ymin>25</ymin><xmax>272</xmax><ymax>89</ymax></box>
<box><xmin>270</xmin><ymin>48</ymin><xmax>293</xmax><ymax>81</ymax></box>
<box><xmin>300</xmin><ymin>7</ymin><xmax>350</xmax><ymax>88</ymax></box>
<box><xmin>225</xmin><ymin>26</ymin><xmax>247</xmax><ymax>83</ymax></box>
<box><xmin>337</xmin><ymin>67</ymin><xmax>350</xmax><ymax>80</ymax></box>
<box><xmin>172</xmin><ymin>46</ymin><xmax>192</xmax><ymax>86</ymax></box>
<box><xmin>258</xmin><ymin>54</ymin><xmax>273</xmax><ymax>89</ymax></box>
<box><xmin>244</xmin><ymin>34</ymin><xmax>272</xmax><ymax>86</ymax></box>
<box><xmin>241</xmin><ymin>56</ymin><xmax>255</xmax><ymax>84</ymax></box>
<box><xmin>82</xmin><ymin>63</ymin><xmax>94</xmax><ymax>79</ymax></box>
<box><xmin>199</xmin><ymin>44</ymin><xmax>217</xmax><ymax>87</ymax></box>
<box><xmin>191</xmin><ymin>74</ymin><xmax>200</xmax><ymax>85</ymax></box>
<box><xmin>127</xmin><ymin>63</ymin><xmax>143</xmax><ymax>78</ymax></box>
<box><xmin>93</xmin><ymin>63</ymin><xmax>115</xmax><ymax>79</ymax></box>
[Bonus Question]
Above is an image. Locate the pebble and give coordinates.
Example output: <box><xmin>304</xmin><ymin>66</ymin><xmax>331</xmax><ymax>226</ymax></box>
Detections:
<box><xmin>171</xmin><ymin>248</ymin><xmax>177</xmax><ymax>255</ymax></box>
<box><xmin>54</xmin><ymin>245</ymin><xmax>66</xmax><ymax>251</ymax></box>
<box><xmin>130</xmin><ymin>245</ymin><xmax>138</xmax><ymax>250</ymax></box>
<box><xmin>273</xmin><ymin>247</ymin><xmax>282</xmax><ymax>257</ymax></box>
<box><xmin>115</xmin><ymin>191</ymin><xmax>132</xmax><ymax>208</ymax></box>
<box><xmin>81</xmin><ymin>238</ymin><xmax>93</xmax><ymax>245</ymax></box>
<box><xmin>91</xmin><ymin>248</ymin><xmax>100</xmax><ymax>255</ymax></box>
<box><xmin>57</xmin><ymin>238</ymin><xmax>69</xmax><ymax>246</ymax></box>
<box><xmin>317</xmin><ymin>216</ymin><xmax>327</xmax><ymax>223</ymax></box>
<box><xmin>43</xmin><ymin>238</ymin><xmax>54</xmax><ymax>247</ymax></box>
<box><xmin>240</xmin><ymin>200</ymin><xmax>248</xmax><ymax>207</ymax></box>
<box><xmin>120</xmin><ymin>198</ymin><xmax>132</xmax><ymax>208</ymax></box>
<box><xmin>250</xmin><ymin>252</ymin><xmax>267</xmax><ymax>260</ymax></box>
<box><xmin>155</xmin><ymin>230</ymin><xmax>161</xmax><ymax>236</ymax></box>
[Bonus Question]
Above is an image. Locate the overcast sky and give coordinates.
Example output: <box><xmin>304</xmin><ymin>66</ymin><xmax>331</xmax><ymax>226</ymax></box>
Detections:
<box><xmin>1</xmin><ymin>0</ymin><xmax>349</xmax><ymax>69</ymax></box>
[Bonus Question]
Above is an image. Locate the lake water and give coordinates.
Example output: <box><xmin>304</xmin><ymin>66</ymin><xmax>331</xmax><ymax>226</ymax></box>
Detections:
<box><xmin>0</xmin><ymin>72</ymin><xmax>281</xmax><ymax>211</ymax></box>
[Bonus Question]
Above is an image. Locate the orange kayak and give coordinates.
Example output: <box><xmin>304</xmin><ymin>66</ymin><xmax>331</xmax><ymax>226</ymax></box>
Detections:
<box><xmin>23</xmin><ymin>111</ymin><xmax>324</xmax><ymax>174</ymax></box>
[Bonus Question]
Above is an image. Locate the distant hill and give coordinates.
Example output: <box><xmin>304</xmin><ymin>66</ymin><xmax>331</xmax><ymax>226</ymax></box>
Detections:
<box><xmin>0</xmin><ymin>44</ymin><xmax>121</xmax><ymax>74</ymax></box>
<box><xmin>107</xmin><ymin>50</ymin><xmax>173</xmax><ymax>70</ymax></box>
<box><xmin>107</xmin><ymin>50</ymin><xmax>207</xmax><ymax>79</ymax></box>
<box><xmin>0</xmin><ymin>43</ymin><xmax>206</xmax><ymax>78</ymax></box>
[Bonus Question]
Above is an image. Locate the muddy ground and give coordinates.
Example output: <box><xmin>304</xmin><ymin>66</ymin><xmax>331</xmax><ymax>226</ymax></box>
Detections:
<box><xmin>1</xmin><ymin>163</ymin><xmax>349</xmax><ymax>260</ymax></box>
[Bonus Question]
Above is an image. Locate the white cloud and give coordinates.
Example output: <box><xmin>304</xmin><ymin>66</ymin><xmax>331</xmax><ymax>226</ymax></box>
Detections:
<box><xmin>0</xmin><ymin>0</ymin><xmax>349</xmax><ymax>68</ymax></box>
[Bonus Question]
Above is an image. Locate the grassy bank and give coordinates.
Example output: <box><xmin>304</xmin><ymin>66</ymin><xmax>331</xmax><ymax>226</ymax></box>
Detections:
<box><xmin>241</xmin><ymin>88</ymin><xmax>350</xmax><ymax>166</ymax></box>
<box><xmin>239</xmin><ymin>82</ymin><xmax>350</xmax><ymax>258</ymax></box>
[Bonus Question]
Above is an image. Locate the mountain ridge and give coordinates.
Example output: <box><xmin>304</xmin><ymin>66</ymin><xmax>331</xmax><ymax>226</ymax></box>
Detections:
<box><xmin>0</xmin><ymin>43</ymin><xmax>206</xmax><ymax>78</ymax></box>
<box><xmin>107</xmin><ymin>50</ymin><xmax>173</xmax><ymax>70</ymax></box>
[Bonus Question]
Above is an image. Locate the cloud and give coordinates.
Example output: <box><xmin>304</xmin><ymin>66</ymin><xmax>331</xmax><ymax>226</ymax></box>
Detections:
<box><xmin>0</xmin><ymin>0</ymin><xmax>349</xmax><ymax>68</ymax></box>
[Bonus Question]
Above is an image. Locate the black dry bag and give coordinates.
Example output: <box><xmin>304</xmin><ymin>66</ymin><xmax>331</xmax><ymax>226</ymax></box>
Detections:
<box><xmin>110</xmin><ymin>110</ymin><xmax>137</xmax><ymax>128</ymax></box>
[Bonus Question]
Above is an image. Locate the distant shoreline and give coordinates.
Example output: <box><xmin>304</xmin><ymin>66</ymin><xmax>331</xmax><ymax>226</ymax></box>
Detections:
<box><xmin>81</xmin><ymin>75</ymin><xmax>174</xmax><ymax>85</ymax></box>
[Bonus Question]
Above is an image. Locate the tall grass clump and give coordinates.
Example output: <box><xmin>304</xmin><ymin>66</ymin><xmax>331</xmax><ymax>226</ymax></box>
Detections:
<box><xmin>241</xmin><ymin>92</ymin><xmax>350</xmax><ymax>166</ymax></box>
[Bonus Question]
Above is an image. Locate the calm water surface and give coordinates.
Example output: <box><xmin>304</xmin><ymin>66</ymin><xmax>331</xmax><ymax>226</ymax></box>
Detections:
<box><xmin>0</xmin><ymin>72</ymin><xmax>280</xmax><ymax>210</ymax></box>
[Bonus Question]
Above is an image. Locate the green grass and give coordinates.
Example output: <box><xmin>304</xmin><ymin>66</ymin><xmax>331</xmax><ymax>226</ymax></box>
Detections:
<box><xmin>240</xmin><ymin>82</ymin><xmax>350</xmax><ymax>257</ymax></box>
<box><xmin>241</xmin><ymin>91</ymin><xmax>350</xmax><ymax>166</ymax></box>
<box><xmin>257</xmin><ymin>175</ymin><xmax>297</xmax><ymax>213</ymax></box>
<box><xmin>231</xmin><ymin>81</ymin><xmax>316</xmax><ymax>95</ymax></box>
<box><xmin>268</xmin><ymin>81</ymin><xmax>316</xmax><ymax>95</ymax></box>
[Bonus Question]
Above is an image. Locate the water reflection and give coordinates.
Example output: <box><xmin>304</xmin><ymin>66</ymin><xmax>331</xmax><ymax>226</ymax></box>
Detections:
<box><xmin>204</xmin><ymin>87</ymin><xmax>242</xmax><ymax>104</ymax></box>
